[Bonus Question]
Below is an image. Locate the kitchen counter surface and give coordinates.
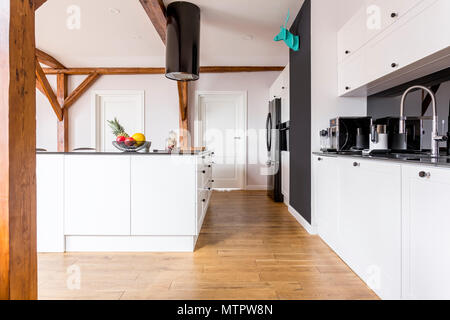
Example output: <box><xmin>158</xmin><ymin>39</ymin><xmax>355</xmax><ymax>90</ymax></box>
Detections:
<box><xmin>37</xmin><ymin>150</ymin><xmax>211</xmax><ymax>156</ymax></box>
<box><xmin>313</xmin><ymin>152</ymin><xmax>450</xmax><ymax>168</ymax></box>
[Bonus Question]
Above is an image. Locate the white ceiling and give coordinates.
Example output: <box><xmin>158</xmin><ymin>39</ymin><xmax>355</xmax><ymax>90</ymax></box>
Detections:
<box><xmin>36</xmin><ymin>0</ymin><xmax>304</xmax><ymax>67</ymax></box>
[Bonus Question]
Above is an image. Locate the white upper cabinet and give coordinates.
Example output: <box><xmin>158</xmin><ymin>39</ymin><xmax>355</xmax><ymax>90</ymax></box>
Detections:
<box><xmin>338</xmin><ymin>0</ymin><xmax>450</xmax><ymax>96</ymax></box>
<box><xmin>402</xmin><ymin>165</ymin><xmax>450</xmax><ymax>300</ymax></box>
<box><xmin>269</xmin><ymin>65</ymin><xmax>290</xmax><ymax>123</ymax></box>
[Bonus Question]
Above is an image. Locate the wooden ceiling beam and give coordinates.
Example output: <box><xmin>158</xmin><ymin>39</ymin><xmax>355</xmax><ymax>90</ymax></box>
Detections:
<box><xmin>63</xmin><ymin>73</ymin><xmax>100</xmax><ymax>109</ymax></box>
<box><xmin>36</xmin><ymin>48</ymin><xmax>66</xmax><ymax>69</ymax></box>
<box><xmin>35</xmin><ymin>59</ymin><xmax>63</xmax><ymax>121</ymax></box>
<box><xmin>139</xmin><ymin>0</ymin><xmax>167</xmax><ymax>44</ymax></box>
<box><xmin>34</xmin><ymin>0</ymin><xmax>47</xmax><ymax>10</ymax></box>
<box><xmin>42</xmin><ymin>66</ymin><xmax>285</xmax><ymax>75</ymax></box>
<box><xmin>177</xmin><ymin>81</ymin><xmax>189</xmax><ymax>149</ymax></box>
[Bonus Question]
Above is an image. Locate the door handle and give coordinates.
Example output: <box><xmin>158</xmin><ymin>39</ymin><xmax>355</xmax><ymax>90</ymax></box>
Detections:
<box><xmin>234</xmin><ymin>137</ymin><xmax>241</xmax><ymax>140</ymax></box>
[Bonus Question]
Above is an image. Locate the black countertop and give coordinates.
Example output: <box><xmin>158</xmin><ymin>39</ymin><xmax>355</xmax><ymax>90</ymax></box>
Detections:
<box><xmin>313</xmin><ymin>152</ymin><xmax>450</xmax><ymax>168</ymax></box>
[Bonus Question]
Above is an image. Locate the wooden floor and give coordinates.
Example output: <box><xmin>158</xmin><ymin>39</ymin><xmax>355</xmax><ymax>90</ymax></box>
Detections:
<box><xmin>38</xmin><ymin>191</ymin><xmax>378</xmax><ymax>300</ymax></box>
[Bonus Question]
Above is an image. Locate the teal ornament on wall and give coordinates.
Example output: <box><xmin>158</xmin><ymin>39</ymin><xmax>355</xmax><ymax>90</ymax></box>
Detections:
<box><xmin>274</xmin><ymin>10</ymin><xmax>299</xmax><ymax>51</ymax></box>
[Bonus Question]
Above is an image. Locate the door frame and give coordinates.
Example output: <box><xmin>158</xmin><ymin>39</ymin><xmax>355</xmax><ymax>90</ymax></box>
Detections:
<box><xmin>194</xmin><ymin>91</ymin><xmax>248</xmax><ymax>190</ymax></box>
<box><xmin>91</xmin><ymin>90</ymin><xmax>145</xmax><ymax>151</ymax></box>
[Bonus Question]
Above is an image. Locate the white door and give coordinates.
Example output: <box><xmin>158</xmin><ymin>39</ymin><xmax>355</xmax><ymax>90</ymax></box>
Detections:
<box><xmin>92</xmin><ymin>91</ymin><xmax>145</xmax><ymax>152</ymax></box>
<box><xmin>197</xmin><ymin>92</ymin><xmax>246</xmax><ymax>189</ymax></box>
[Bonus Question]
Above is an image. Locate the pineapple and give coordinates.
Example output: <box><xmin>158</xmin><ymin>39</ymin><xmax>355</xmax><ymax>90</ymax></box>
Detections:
<box><xmin>107</xmin><ymin>118</ymin><xmax>129</xmax><ymax>137</ymax></box>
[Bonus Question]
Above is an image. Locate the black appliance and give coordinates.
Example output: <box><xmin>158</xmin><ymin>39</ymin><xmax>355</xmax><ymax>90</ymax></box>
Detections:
<box><xmin>329</xmin><ymin>117</ymin><xmax>372</xmax><ymax>152</ymax></box>
<box><xmin>280</xmin><ymin>121</ymin><xmax>290</xmax><ymax>152</ymax></box>
<box><xmin>447</xmin><ymin>99</ymin><xmax>450</xmax><ymax>156</ymax></box>
<box><xmin>374</xmin><ymin>117</ymin><xmax>424</xmax><ymax>152</ymax></box>
<box><xmin>165</xmin><ymin>2</ymin><xmax>200</xmax><ymax>81</ymax></box>
<box><xmin>266</xmin><ymin>98</ymin><xmax>283</xmax><ymax>202</ymax></box>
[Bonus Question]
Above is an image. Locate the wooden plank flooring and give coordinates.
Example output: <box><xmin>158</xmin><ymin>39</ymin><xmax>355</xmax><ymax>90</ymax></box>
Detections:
<box><xmin>38</xmin><ymin>191</ymin><xmax>378</xmax><ymax>300</ymax></box>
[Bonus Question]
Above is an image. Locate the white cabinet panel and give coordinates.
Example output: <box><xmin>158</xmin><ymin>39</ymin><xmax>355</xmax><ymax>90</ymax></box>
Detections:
<box><xmin>337</xmin><ymin>6</ymin><xmax>367</xmax><ymax>64</ymax></box>
<box><xmin>314</xmin><ymin>156</ymin><xmax>340</xmax><ymax>253</ymax></box>
<box><xmin>64</xmin><ymin>155</ymin><xmax>131</xmax><ymax>235</ymax></box>
<box><xmin>37</xmin><ymin>155</ymin><xmax>65</xmax><ymax>252</ymax></box>
<box><xmin>402</xmin><ymin>165</ymin><xmax>450</xmax><ymax>300</ymax></box>
<box><xmin>281</xmin><ymin>66</ymin><xmax>290</xmax><ymax>123</ymax></box>
<box><xmin>366</xmin><ymin>0</ymin><xmax>450</xmax><ymax>84</ymax></box>
<box><xmin>338</xmin><ymin>50</ymin><xmax>367</xmax><ymax>96</ymax></box>
<box><xmin>338</xmin><ymin>158</ymin><xmax>401</xmax><ymax>300</ymax></box>
<box><xmin>130</xmin><ymin>156</ymin><xmax>196</xmax><ymax>236</ymax></box>
<box><xmin>281</xmin><ymin>152</ymin><xmax>290</xmax><ymax>204</ymax></box>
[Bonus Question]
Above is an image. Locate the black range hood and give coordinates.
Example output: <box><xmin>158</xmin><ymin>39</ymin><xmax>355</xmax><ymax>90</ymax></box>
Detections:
<box><xmin>165</xmin><ymin>1</ymin><xmax>201</xmax><ymax>81</ymax></box>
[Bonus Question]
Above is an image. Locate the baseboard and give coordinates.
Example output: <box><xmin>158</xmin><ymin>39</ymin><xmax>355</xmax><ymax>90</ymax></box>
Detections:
<box><xmin>246</xmin><ymin>185</ymin><xmax>268</xmax><ymax>190</ymax></box>
<box><xmin>288</xmin><ymin>205</ymin><xmax>316</xmax><ymax>235</ymax></box>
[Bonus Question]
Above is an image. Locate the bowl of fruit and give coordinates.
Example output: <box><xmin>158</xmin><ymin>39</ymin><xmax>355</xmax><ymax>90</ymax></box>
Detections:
<box><xmin>108</xmin><ymin>118</ymin><xmax>151</xmax><ymax>152</ymax></box>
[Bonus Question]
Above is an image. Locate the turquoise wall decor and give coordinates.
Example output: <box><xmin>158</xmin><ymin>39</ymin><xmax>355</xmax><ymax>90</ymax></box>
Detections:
<box><xmin>274</xmin><ymin>10</ymin><xmax>299</xmax><ymax>51</ymax></box>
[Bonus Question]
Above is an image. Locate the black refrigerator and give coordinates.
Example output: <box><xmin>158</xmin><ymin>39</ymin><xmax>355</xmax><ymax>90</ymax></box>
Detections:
<box><xmin>266</xmin><ymin>98</ymin><xmax>284</xmax><ymax>202</ymax></box>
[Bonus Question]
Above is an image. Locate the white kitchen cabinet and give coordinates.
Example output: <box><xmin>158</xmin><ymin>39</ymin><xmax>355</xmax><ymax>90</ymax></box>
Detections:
<box><xmin>313</xmin><ymin>155</ymin><xmax>340</xmax><ymax>253</ymax></box>
<box><xmin>402</xmin><ymin>165</ymin><xmax>450</xmax><ymax>300</ymax></box>
<box><xmin>130</xmin><ymin>156</ymin><xmax>197</xmax><ymax>236</ymax></box>
<box><xmin>64</xmin><ymin>155</ymin><xmax>131</xmax><ymax>235</ymax></box>
<box><xmin>338</xmin><ymin>0</ymin><xmax>450</xmax><ymax>97</ymax></box>
<box><xmin>37</xmin><ymin>154</ymin><xmax>65</xmax><ymax>252</ymax></box>
<box><xmin>269</xmin><ymin>66</ymin><xmax>289</xmax><ymax>124</ymax></box>
<box><xmin>338</xmin><ymin>158</ymin><xmax>402</xmax><ymax>300</ymax></box>
<box><xmin>337</xmin><ymin>6</ymin><xmax>367</xmax><ymax>64</ymax></box>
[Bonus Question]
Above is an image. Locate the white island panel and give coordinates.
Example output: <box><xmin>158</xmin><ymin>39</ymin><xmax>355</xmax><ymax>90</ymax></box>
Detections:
<box><xmin>64</xmin><ymin>155</ymin><xmax>131</xmax><ymax>236</ymax></box>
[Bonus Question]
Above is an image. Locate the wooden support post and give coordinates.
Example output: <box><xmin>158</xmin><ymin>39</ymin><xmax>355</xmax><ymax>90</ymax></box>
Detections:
<box><xmin>57</xmin><ymin>74</ymin><xmax>69</xmax><ymax>152</ymax></box>
<box><xmin>0</xmin><ymin>0</ymin><xmax>37</xmax><ymax>300</ymax></box>
<box><xmin>177</xmin><ymin>81</ymin><xmax>189</xmax><ymax>149</ymax></box>
<box><xmin>35</xmin><ymin>60</ymin><xmax>63</xmax><ymax>121</ymax></box>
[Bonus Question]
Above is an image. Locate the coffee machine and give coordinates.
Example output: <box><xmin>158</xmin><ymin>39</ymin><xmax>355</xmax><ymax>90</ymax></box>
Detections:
<box><xmin>374</xmin><ymin>117</ymin><xmax>425</xmax><ymax>152</ymax></box>
<box><xmin>327</xmin><ymin>117</ymin><xmax>372</xmax><ymax>152</ymax></box>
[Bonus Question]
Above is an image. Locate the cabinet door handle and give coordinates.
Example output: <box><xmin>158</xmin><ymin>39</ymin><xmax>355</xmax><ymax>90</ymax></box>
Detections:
<box><xmin>210</xmin><ymin>179</ymin><xmax>215</xmax><ymax>183</ymax></box>
<box><xmin>390</xmin><ymin>12</ymin><xmax>398</xmax><ymax>18</ymax></box>
<box><xmin>202</xmin><ymin>170</ymin><xmax>206</xmax><ymax>174</ymax></box>
<box><xmin>317</xmin><ymin>157</ymin><xmax>323</xmax><ymax>161</ymax></box>
<box><xmin>419</xmin><ymin>171</ymin><xmax>431</xmax><ymax>178</ymax></box>
<box><xmin>391</xmin><ymin>63</ymin><xmax>398</xmax><ymax>68</ymax></box>
<box><xmin>353</xmin><ymin>162</ymin><xmax>360</xmax><ymax>167</ymax></box>
<box><xmin>345</xmin><ymin>50</ymin><xmax>350</xmax><ymax>54</ymax></box>
<box><xmin>345</xmin><ymin>86</ymin><xmax>350</xmax><ymax>90</ymax></box>
<box><xmin>202</xmin><ymin>199</ymin><xmax>206</xmax><ymax>203</ymax></box>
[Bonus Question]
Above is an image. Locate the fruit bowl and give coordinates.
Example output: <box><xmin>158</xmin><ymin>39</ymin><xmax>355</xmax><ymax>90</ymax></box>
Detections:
<box><xmin>112</xmin><ymin>141</ymin><xmax>151</xmax><ymax>152</ymax></box>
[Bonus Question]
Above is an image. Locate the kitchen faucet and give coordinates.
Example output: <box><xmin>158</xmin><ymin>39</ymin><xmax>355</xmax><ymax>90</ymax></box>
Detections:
<box><xmin>399</xmin><ymin>85</ymin><xmax>447</xmax><ymax>158</ymax></box>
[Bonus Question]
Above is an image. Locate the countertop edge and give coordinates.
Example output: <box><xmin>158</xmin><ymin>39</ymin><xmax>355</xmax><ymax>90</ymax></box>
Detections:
<box><xmin>312</xmin><ymin>152</ymin><xmax>450</xmax><ymax>168</ymax></box>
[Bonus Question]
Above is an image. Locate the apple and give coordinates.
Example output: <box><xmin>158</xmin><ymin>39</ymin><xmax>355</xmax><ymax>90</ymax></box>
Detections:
<box><xmin>116</xmin><ymin>136</ymin><xmax>126</xmax><ymax>143</ymax></box>
<box><xmin>124</xmin><ymin>137</ymin><xmax>136</xmax><ymax>146</ymax></box>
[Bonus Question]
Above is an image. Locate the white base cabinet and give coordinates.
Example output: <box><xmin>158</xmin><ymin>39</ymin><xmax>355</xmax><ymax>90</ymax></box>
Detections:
<box><xmin>314</xmin><ymin>155</ymin><xmax>450</xmax><ymax>299</ymax></box>
<box><xmin>402</xmin><ymin>165</ymin><xmax>450</xmax><ymax>300</ymax></box>
<box><xmin>338</xmin><ymin>158</ymin><xmax>401</xmax><ymax>300</ymax></box>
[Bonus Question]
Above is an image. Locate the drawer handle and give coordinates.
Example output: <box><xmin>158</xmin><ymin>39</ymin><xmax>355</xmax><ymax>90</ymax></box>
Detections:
<box><xmin>419</xmin><ymin>171</ymin><xmax>431</xmax><ymax>178</ymax></box>
<box><xmin>345</xmin><ymin>50</ymin><xmax>350</xmax><ymax>55</ymax></box>
<box><xmin>353</xmin><ymin>162</ymin><xmax>360</xmax><ymax>167</ymax></box>
<box><xmin>345</xmin><ymin>86</ymin><xmax>350</xmax><ymax>90</ymax></box>
<box><xmin>390</xmin><ymin>12</ymin><xmax>398</xmax><ymax>18</ymax></box>
<box><xmin>391</xmin><ymin>63</ymin><xmax>398</xmax><ymax>68</ymax></box>
<box><xmin>207</xmin><ymin>165</ymin><xmax>212</xmax><ymax>168</ymax></box>
<box><xmin>202</xmin><ymin>199</ymin><xmax>206</xmax><ymax>203</ymax></box>
<box><xmin>202</xmin><ymin>170</ymin><xmax>206</xmax><ymax>174</ymax></box>
<box><xmin>210</xmin><ymin>179</ymin><xmax>215</xmax><ymax>183</ymax></box>
<box><xmin>317</xmin><ymin>157</ymin><xmax>323</xmax><ymax>161</ymax></box>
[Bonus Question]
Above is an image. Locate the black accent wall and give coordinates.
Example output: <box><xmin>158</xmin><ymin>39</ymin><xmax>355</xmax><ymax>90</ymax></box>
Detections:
<box><xmin>289</xmin><ymin>0</ymin><xmax>312</xmax><ymax>224</ymax></box>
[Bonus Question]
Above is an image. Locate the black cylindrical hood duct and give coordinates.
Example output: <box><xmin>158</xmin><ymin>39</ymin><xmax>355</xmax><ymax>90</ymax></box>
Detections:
<box><xmin>165</xmin><ymin>2</ymin><xmax>200</xmax><ymax>81</ymax></box>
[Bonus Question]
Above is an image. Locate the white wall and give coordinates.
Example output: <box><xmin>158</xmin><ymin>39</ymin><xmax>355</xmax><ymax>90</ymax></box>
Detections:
<box><xmin>310</xmin><ymin>0</ymin><xmax>367</xmax><ymax>153</ymax></box>
<box><xmin>189</xmin><ymin>72</ymin><xmax>280</xmax><ymax>188</ymax></box>
<box><xmin>36</xmin><ymin>71</ymin><xmax>280</xmax><ymax>188</ymax></box>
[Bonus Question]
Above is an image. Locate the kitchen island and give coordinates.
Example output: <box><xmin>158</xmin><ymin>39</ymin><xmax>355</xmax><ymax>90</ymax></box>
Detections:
<box><xmin>37</xmin><ymin>151</ymin><xmax>213</xmax><ymax>252</ymax></box>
